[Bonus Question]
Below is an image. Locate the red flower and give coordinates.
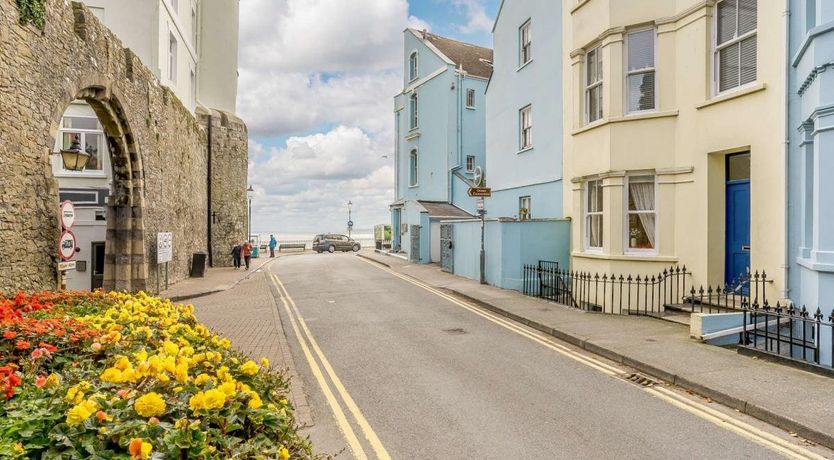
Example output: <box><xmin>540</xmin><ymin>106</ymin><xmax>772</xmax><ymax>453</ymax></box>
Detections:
<box><xmin>38</xmin><ymin>342</ymin><xmax>57</xmax><ymax>353</ymax></box>
<box><xmin>15</xmin><ymin>340</ymin><xmax>30</xmax><ymax>350</ymax></box>
<box><xmin>35</xmin><ymin>375</ymin><xmax>46</xmax><ymax>388</ymax></box>
<box><xmin>2</xmin><ymin>330</ymin><xmax>16</xmax><ymax>340</ymax></box>
<box><xmin>30</xmin><ymin>348</ymin><xmax>43</xmax><ymax>359</ymax></box>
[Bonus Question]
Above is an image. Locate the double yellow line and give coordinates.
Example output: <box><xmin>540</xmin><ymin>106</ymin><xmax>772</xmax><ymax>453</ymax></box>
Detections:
<box><xmin>269</xmin><ymin>271</ymin><xmax>391</xmax><ymax>460</ymax></box>
<box><xmin>357</xmin><ymin>258</ymin><xmax>828</xmax><ymax>460</ymax></box>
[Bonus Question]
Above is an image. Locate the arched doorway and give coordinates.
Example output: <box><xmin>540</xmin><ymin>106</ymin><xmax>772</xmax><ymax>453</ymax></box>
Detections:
<box><xmin>49</xmin><ymin>85</ymin><xmax>148</xmax><ymax>292</ymax></box>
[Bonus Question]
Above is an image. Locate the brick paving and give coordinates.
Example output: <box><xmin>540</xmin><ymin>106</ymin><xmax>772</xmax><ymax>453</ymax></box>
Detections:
<box><xmin>188</xmin><ymin>271</ymin><xmax>312</xmax><ymax>425</ymax></box>
<box><xmin>159</xmin><ymin>257</ymin><xmax>276</xmax><ymax>301</ymax></box>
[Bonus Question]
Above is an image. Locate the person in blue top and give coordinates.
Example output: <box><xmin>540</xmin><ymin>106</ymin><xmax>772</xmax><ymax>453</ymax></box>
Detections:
<box><xmin>268</xmin><ymin>234</ymin><xmax>278</xmax><ymax>257</ymax></box>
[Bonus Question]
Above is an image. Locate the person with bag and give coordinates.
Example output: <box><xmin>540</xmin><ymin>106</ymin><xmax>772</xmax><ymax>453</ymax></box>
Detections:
<box><xmin>242</xmin><ymin>240</ymin><xmax>254</xmax><ymax>270</ymax></box>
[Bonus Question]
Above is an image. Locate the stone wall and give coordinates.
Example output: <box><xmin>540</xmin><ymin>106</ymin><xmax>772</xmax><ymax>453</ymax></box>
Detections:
<box><xmin>0</xmin><ymin>0</ymin><xmax>247</xmax><ymax>292</ymax></box>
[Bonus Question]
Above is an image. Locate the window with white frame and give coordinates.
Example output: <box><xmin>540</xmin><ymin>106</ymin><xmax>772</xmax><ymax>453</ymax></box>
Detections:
<box><xmin>409</xmin><ymin>149</ymin><xmax>418</xmax><ymax>186</ymax></box>
<box><xmin>626</xmin><ymin>175</ymin><xmax>656</xmax><ymax>251</ymax></box>
<box><xmin>519</xmin><ymin>105</ymin><xmax>532</xmax><ymax>150</ymax></box>
<box><xmin>585</xmin><ymin>46</ymin><xmax>603</xmax><ymax>123</ymax></box>
<box><xmin>585</xmin><ymin>180</ymin><xmax>603</xmax><ymax>250</ymax></box>
<box><xmin>626</xmin><ymin>29</ymin><xmax>656</xmax><ymax>113</ymax></box>
<box><xmin>409</xmin><ymin>51</ymin><xmax>418</xmax><ymax>81</ymax></box>
<box><xmin>715</xmin><ymin>0</ymin><xmax>757</xmax><ymax>93</ymax></box>
<box><xmin>168</xmin><ymin>32</ymin><xmax>178</xmax><ymax>83</ymax></box>
<box><xmin>466</xmin><ymin>155</ymin><xmax>475</xmax><ymax>172</ymax></box>
<box><xmin>519</xmin><ymin>196</ymin><xmax>531</xmax><ymax>221</ymax></box>
<box><xmin>520</xmin><ymin>20</ymin><xmax>532</xmax><ymax>66</ymax></box>
<box><xmin>57</xmin><ymin>115</ymin><xmax>106</xmax><ymax>172</ymax></box>
<box><xmin>466</xmin><ymin>88</ymin><xmax>475</xmax><ymax>108</ymax></box>
<box><xmin>409</xmin><ymin>92</ymin><xmax>418</xmax><ymax>130</ymax></box>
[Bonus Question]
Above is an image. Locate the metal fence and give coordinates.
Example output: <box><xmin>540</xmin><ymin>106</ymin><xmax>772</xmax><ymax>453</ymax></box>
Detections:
<box><xmin>740</xmin><ymin>300</ymin><xmax>834</xmax><ymax>369</ymax></box>
<box><xmin>522</xmin><ymin>262</ymin><xmax>771</xmax><ymax>316</ymax></box>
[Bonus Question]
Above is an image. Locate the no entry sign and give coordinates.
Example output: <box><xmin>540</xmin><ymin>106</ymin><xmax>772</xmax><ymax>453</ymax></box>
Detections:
<box><xmin>59</xmin><ymin>230</ymin><xmax>77</xmax><ymax>261</ymax></box>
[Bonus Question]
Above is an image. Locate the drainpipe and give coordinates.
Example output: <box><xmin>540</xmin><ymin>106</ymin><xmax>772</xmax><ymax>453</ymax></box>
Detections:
<box><xmin>207</xmin><ymin>114</ymin><xmax>213</xmax><ymax>267</ymax></box>
<box><xmin>779</xmin><ymin>0</ymin><xmax>790</xmax><ymax>300</ymax></box>
<box><xmin>450</xmin><ymin>65</ymin><xmax>465</xmax><ymax>203</ymax></box>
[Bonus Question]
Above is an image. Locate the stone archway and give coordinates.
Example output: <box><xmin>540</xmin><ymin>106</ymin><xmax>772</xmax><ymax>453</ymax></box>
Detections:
<box><xmin>50</xmin><ymin>84</ymin><xmax>148</xmax><ymax>292</ymax></box>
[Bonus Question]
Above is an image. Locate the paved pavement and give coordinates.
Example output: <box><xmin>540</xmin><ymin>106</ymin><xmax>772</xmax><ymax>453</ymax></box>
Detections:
<box><xmin>187</xmin><ymin>269</ymin><xmax>311</xmax><ymax>426</ymax></box>
<box><xmin>361</xmin><ymin>250</ymin><xmax>834</xmax><ymax>452</ymax></box>
<box><xmin>266</xmin><ymin>253</ymin><xmax>833</xmax><ymax>459</ymax></box>
<box><xmin>159</xmin><ymin>256</ymin><xmax>277</xmax><ymax>301</ymax></box>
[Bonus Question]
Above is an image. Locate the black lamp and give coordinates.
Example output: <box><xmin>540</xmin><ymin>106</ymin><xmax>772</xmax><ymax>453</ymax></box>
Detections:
<box><xmin>60</xmin><ymin>137</ymin><xmax>91</xmax><ymax>171</ymax></box>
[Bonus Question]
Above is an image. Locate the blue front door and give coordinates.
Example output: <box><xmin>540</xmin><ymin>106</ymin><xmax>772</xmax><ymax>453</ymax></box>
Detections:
<box><xmin>725</xmin><ymin>154</ymin><xmax>751</xmax><ymax>289</ymax></box>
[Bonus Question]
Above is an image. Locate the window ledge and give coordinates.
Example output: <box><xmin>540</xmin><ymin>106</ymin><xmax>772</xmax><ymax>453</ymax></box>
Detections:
<box><xmin>572</xmin><ymin>110</ymin><xmax>679</xmax><ymax>136</ymax></box>
<box><xmin>54</xmin><ymin>172</ymin><xmax>108</xmax><ymax>179</ymax></box>
<box><xmin>796</xmin><ymin>257</ymin><xmax>834</xmax><ymax>273</ymax></box>
<box><xmin>572</xmin><ymin>119</ymin><xmax>608</xmax><ymax>135</ymax></box>
<box><xmin>572</xmin><ymin>251</ymin><xmax>678</xmax><ymax>263</ymax></box>
<box><xmin>696</xmin><ymin>83</ymin><xmax>767</xmax><ymax>110</ymax></box>
<box><xmin>517</xmin><ymin>146</ymin><xmax>534</xmax><ymax>154</ymax></box>
<box><xmin>516</xmin><ymin>60</ymin><xmax>533</xmax><ymax>72</ymax></box>
<box><xmin>466</xmin><ymin>106</ymin><xmax>476</xmax><ymax>110</ymax></box>
<box><xmin>405</xmin><ymin>131</ymin><xmax>420</xmax><ymax>141</ymax></box>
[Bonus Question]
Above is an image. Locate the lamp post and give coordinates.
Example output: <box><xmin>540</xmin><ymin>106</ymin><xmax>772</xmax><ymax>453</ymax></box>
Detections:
<box><xmin>59</xmin><ymin>136</ymin><xmax>91</xmax><ymax>171</ymax></box>
<box><xmin>347</xmin><ymin>200</ymin><xmax>353</xmax><ymax>238</ymax></box>
<box><xmin>247</xmin><ymin>185</ymin><xmax>254</xmax><ymax>243</ymax></box>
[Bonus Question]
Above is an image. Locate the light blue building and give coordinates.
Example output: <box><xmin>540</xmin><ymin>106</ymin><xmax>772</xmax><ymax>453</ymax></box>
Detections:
<box><xmin>787</xmin><ymin>0</ymin><xmax>834</xmax><ymax>365</ymax></box>
<box><xmin>390</xmin><ymin>29</ymin><xmax>493</xmax><ymax>263</ymax></box>
<box><xmin>447</xmin><ymin>0</ymin><xmax>570</xmax><ymax>290</ymax></box>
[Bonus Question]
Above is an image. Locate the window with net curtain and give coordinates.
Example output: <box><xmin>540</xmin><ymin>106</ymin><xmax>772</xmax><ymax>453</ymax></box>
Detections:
<box><xmin>715</xmin><ymin>0</ymin><xmax>757</xmax><ymax>93</ymax></box>
<box><xmin>627</xmin><ymin>175</ymin><xmax>656</xmax><ymax>251</ymax></box>
<box><xmin>626</xmin><ymin>29</ymin><xmax>656</xmax><ymax>113</ymax></box>
<box><xmin>586</xmin><ymin>180</ymin><xmax>603</xmax><ymax>249</ymax></box>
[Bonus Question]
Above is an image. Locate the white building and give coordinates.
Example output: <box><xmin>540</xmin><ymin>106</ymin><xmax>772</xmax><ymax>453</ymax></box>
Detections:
<box><xmin>54</xmin><ymin>0</ymin><xmax>240</xmax><ymax>290</ymax></box>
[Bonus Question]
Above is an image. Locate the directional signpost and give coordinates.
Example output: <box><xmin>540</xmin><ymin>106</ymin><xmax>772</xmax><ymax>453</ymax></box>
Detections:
<box><xmin>157</xmin><ymin>232</ymin><xmax>173</xmax><ymax>293</ymax></box>
<box><xmin>469</xmin><ymin>169</ymin><xmax>490</xmax><ymax>285</ymax></box>
<box><xmin>467</xmin><ymin>187</ymin><xmax>492</xmax><ymax>198</ymax></box>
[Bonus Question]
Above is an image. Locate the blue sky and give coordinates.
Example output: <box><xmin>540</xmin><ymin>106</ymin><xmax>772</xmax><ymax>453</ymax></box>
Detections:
<box><xmin>238</xmin><ymin>0</ymin><xmax>501</xmax><ymax>234</ymax></box>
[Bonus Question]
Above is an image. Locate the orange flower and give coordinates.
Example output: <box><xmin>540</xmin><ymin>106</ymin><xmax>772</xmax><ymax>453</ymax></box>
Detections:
<box><xmin>15</xmin><ymin>340</ymin><xmax>30</xmax><ymax>350</ymax></box>
<box><xmin>38</xmin><ymin>342</ymin><xmax>57</xmax><ymax>353</ymax></box>
<box><xmin>30</xmin><ymin>348</ymin><xmax>43</xmax><ymax>359</ymax></box>
<box><xmin>117</xmin><ymin>389</ymin><xmax>130</xmax><ymax>398</ymax></box>
<box><xmin>95</xmin><ymin>410</ymin><xmax>108</xmax><ymax>421</ymax></box>
<box><xmin>34</xmin><ymin>375</ymin><xmax>46</xmax><ymax>388</ymax></box>
<box><xmin>2</xmin><ymin>331</ymin><xmax>15</xmax><ymax>339</ymax></box>
<box><xmin>128</xmin><ymin>438</ymin><xmax>152</xmax><ymax>459</ymax></box>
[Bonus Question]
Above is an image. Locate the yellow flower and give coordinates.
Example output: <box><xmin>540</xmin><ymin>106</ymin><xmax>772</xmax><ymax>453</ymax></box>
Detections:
<box><xmin>13</xmin><ymin>443</ymin><xmax>24</xmax><ymax>455</ymax></box>
<box><xmin>203</xmin><ymin>388</ymin><xmax>226</xmax><ymax>409</ymax></box>
<box><xmin>66</xmin><ymin>399</ymin><xmax>98</xmax><ymax>427</ymax></box>
<box><xmin>216</xmin><ymin>366</ymin><xmax>231</xmax><ymax>381</ymax></box>
<box><xmin>175</xmin><ymin>418</ymin><xmax>188</xmax><ymax>429</ymax></box>
<box><xmin>134</xmin><ymin>349</ymin><xmax>149</xmax><ymax>362</ymax></box>
<box><xmin>134</xmin><ymin>392</ymin><xmax>166</xmax><ymax>418</ymax></box>
<box><xmin>163</xmin><ymin>340</ymin><xmax>179</xmax><ymax>356</ymax></box>
<box><xmin>173</xmin><ymin>386</ymin><xmax>184</xmax><ymax>393</ymax></box>
<box><xmin>45</xmin><ymin>373</ymin><xmax>60</xmax><ymax>388</ymax></box>
<box><xmin>247</xmin><ymin>392</ymin><xmax>263</xmax><ymax>409</ymax></box>
<box><xmin>114</xmin><ymin>356</ymin><xmax>131</xmax><ymax>371</ymax></box>
<box><xmin>157</xmin><ymin>373</ymin><xmax>170</xmax><ymax>382</ymax></box>
<box><xmin>218</xmin><ymin>381</ymin><xmax>237</xmax><ymax>397</ymax></box>
<box><xmin>260</xmin><ymin>357</ymin><xmax>270</xmax><ymax>369</ymax></box>
<box><xmin>239</xmin><ymin>360</ymin><xmax>260</xmax><ymax>376</ymax></box>
<box><xmin>278</xmin><ymin>446</ymin><xmax>290</xmax><ymax>460</ymax></box>
<box><xmin>175</xmin><ymin>362</ymin><xmax>189</xmax><ymax>383</ymax></box>
<box><xmin>129</xmin><ymin>438</ymin><xmax>152</xmax><ymax>460</ymax></box>
<box><xmin>194</xmin><ymin>373</ymin><xmax>214</xmax><ymax>386</ymax></box>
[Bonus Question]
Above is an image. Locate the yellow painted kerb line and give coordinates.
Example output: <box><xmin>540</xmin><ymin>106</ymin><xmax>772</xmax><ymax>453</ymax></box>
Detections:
<box><xmin>270</xmin><ymin>272</ymin><xmax>392</xmax><ymax>460</ymax></box>
<box><xmin>357</xmin><ymin>257</ymin><xmax>827</xmax><ymax>460</ymax></box>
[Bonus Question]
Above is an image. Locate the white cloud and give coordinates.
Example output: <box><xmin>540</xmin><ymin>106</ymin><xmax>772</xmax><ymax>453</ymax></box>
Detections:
<box><xmin>449</xmin><ymin>0</ymin><xmax>493</xmax><ymax>34</ymax></box>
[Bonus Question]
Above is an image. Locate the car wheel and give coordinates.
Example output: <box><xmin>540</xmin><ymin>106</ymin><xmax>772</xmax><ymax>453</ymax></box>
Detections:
<box><xmin>328</xmin><ymin>245</ymin><xmax>336</xmax><ymax>253</ymax></box>
<box><xmin>352</xmin><ymin>244</ymin><xmax>360</xmax><ymax>252</ymax></box>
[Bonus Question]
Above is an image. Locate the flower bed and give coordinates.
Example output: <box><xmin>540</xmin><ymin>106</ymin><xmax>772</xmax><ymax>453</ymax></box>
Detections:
<box><xmin>0</xmin><ymin>291</ymin><xmax>314</xmax><ymax>459</ymax></box>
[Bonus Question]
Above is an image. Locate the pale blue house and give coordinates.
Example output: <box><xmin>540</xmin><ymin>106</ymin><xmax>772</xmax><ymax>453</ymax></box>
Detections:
<box><xmin>787</xmin><ymin>0</ymin><xmax>834</xmax><ymax>366</ymax></box>
<box><xmin>447</xmin><ymin>0</ymin><xmax>570</xmax><ymax>290</ymax></box>
<box><xmin>391</xmin><ymin>29</ymin><xmax>492</xmax><ymax>263</ymax></box>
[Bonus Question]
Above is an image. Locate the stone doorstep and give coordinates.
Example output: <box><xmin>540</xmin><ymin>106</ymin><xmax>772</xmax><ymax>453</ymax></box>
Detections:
<box><xmin>356</xmin><ymin>252</ymin><xmax>834</xmax><ymax>451</ymax></box>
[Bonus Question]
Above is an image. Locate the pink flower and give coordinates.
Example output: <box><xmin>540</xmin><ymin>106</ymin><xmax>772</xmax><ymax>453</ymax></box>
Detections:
<box><xmin>34</xmin><ymin>375</ymin><xmax>46</xmax><ymax>388</ymax></box>
<box><xmin>30</xmin><ymin>348</ymin><xmax>43</xmax><ymax>359</ymax></box>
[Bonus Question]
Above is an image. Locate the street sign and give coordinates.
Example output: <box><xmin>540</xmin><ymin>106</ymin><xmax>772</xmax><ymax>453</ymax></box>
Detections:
<box><xmin>473</xmin><ymin>166</ymin><xmax>484</xmax><ymax>187</ymax></box>
<box><xmin>60</xmin><ymin>201</ymin><xmax>76</xmax><ymax>229</ymax></box>
<box><xmin>468</xmin><ymin>187</ymin><xmax>492</xmax><ymax>198</ymax></box>
<box><xmin>59</xmin><ymin>230</ymin><xmax>77</xmax><ymax>261</ymax></box>
<box><xmin>58</xmin><ymin>260</ymin><xmax>77</xmax><ymax>271</ymax></box>
<box><xmin>347</xmin><ymin>220</ymin><xmax>354</xmax><ymax>228</ymax></box>
<box><xmin>476</xmin><ymin>198</ymin><xmax>484</xmax><ymax>210</ymax></box>
<box><xmin>157</xmin><ymin>232</ymin><xmax>173</xmax><ymax>264</ymax></box>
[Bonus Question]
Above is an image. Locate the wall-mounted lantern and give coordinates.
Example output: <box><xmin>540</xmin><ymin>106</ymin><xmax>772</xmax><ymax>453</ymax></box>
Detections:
<box><xmin>60</xmin><ymin>137</ymin><xmax>91</xmax><ymax>171</ymax></box>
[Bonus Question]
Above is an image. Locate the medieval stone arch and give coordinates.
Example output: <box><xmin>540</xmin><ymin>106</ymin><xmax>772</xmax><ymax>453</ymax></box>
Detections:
<box><xmin>48</xmin><ymin>80</ymin><xmax>148</xmax><ymax>292</ymax></box>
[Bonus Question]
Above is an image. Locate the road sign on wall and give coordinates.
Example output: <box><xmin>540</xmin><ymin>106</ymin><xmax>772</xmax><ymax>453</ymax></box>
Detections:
<box><xmin>59</xmin><ymin>231</ymin><xmax>77</xmax><ymax>261</ymax></box>
<box><xmin>60</xmin><ymin>201</ymin><xmax>76</xmax><ymax>229</ymax></box>
<box><xmin>157</xmin><ymin>232</ymin><xmax>173</xmax><ymax>264</ymax></box>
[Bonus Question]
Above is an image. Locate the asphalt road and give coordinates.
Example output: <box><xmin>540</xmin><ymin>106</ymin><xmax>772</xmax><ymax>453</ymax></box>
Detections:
<box><xmin>267</xmin><ymin>253</ymin><xmax>829</xmax><ymax>460</ymax></box>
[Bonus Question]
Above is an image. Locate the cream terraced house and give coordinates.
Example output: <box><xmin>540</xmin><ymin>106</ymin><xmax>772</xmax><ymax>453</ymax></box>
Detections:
<box><xmin>563</xmin><ymin>0</ymin><xmax>787</xmax><ymax>300</ymax></box>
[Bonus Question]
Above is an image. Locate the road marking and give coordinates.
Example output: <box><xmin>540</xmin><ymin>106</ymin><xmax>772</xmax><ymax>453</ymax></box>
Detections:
<box><xmin>270</xmin><ymin>272</ymin><xmax>392</xmax><ymax>460</ymax></box>
<box><xmin>267</xmin><ymin>273</ymin><xmax>368</xmax><ymax>460</ymax></box>
<box><xmin>357</xmin><ymin>257</ymin><xmax>828</xmax><ymax>460</ymax></box>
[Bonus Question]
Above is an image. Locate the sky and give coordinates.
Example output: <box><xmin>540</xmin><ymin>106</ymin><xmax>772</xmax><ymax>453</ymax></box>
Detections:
<box><xmin>238</xmin><ymin>0</ymin><xmax>501</xmax><ymax>234</ymax></box>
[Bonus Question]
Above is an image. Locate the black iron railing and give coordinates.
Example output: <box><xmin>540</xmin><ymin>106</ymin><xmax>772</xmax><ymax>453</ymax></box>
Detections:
<box><xmin>740</xmin><ymin>300</ymin><xmax>834</xmax><ymax>369</ymax></box>
<box><xmin>683</xmin><ymin>270</ymin><xmax>770</xmax><ymax>314</ymax></box>
<box><xmin>522</xmin><ymin>264</ymin><xmax>692</xmax><ymax>316</ymax></box>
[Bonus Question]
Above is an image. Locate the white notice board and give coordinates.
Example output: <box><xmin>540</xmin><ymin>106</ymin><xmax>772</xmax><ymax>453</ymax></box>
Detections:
<box><xmin>157</xmin><ymin>232</ymin><xmax>173</xmax><ymax>264</ymax></box>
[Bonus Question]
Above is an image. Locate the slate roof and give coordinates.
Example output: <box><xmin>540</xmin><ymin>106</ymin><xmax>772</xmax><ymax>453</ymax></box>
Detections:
<box><xmin>418</xmin><ymin>201</ymin><xmax>475</xmax><ymax>218</ymax></box>
<box><xmin>416</xmin><ymin>30</ymin><xmax>493</xmax><ymax>79</ymax></box>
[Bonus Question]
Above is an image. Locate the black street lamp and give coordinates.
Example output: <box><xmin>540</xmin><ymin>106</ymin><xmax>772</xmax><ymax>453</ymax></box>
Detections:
<box><xmin>59</xmin><ymin>136</ymin><xmax>91</xmax><ymax>171</ymax></box>
<box><xmin>247</xmin><ymin>185</ymin><xmax>254</xmax><ymax>242</ymax></box>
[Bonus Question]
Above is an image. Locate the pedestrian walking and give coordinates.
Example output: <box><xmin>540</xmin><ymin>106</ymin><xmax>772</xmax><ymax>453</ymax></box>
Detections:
<box><xmin>231</xmin><ymin>243</ymin><xmax>242</xmax><ymax>269</ymax></box>
<box><xmin>242</xmin><ymin>240</ymin><xmax>253</xmax><ymax>270</ymax></box>
<box><xmin>268</xmin><ymin>234</ymin><xmax>277</xmax><ymax>257</ymax></box>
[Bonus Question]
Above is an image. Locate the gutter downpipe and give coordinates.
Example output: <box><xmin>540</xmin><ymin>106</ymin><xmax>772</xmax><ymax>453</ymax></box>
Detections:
<box><xmin>783</xmin><ymin>0</ymin><xmax>791</xmax><ymax>301</ymax></box>
<box><xmin>207</xmin><ymin>114</ymin><xmax>214</xmax><ymax>268</ymax></box>
<box><xmin>449</xmin><ymin>65</ymin><xmax>465</xmax><ymax>204</ymax></box>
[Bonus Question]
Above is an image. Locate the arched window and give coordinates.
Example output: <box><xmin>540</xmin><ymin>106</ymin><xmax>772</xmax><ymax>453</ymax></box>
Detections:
<box><xmin>409</xmin><ymin>149</ymin><xmax>418</xmax><ymax>186</ymax></box>
<box><xmin>409</xmin><ymin>92</ymin><xmax>419</xmax><ymax>130</ymax></box>
<box><xmin>409</xmin><ymin>51</ymin><xmax>419</xmax><ymax>81</ymax></box>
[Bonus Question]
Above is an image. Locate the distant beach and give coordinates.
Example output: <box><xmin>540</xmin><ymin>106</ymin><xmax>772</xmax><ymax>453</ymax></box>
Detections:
<box><xmin>251</xmin><ymin>230</ymin><xmax>375</xmax><ymax>250</ymax></box>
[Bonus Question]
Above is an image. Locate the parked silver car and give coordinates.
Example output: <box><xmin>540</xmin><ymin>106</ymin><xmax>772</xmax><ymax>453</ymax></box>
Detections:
<box><xmin>313</xmin><ymin>234</ymin><xmax>361</xmax><ymax>253</ymax></box>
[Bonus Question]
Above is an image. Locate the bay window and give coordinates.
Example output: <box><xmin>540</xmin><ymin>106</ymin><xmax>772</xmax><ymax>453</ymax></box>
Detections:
<box><xmin>585</xmin><ymin>180</ymin><xmax>603</xmax><ymax>250</ymax></box>
<box><xmin>626</xmin><ymin>29</ymin><xmax>656</xmax><ymax>113</ymax></box>
<box><xmin>585</xmin><ymin>46</ymin><xmax>603</xmax><ymax>123</ymax></box>
<box><xmin>626</xmin><ymin>175</ymin><xmax>656</xmax><ymax>251</ymax></box>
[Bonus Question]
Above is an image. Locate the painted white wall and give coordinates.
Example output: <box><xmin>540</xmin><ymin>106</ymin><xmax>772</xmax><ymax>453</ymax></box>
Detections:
<box><xmin>198</xmin><ymin>0</ymin><xmax>240</xmax><ymax>113</ymax></box>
